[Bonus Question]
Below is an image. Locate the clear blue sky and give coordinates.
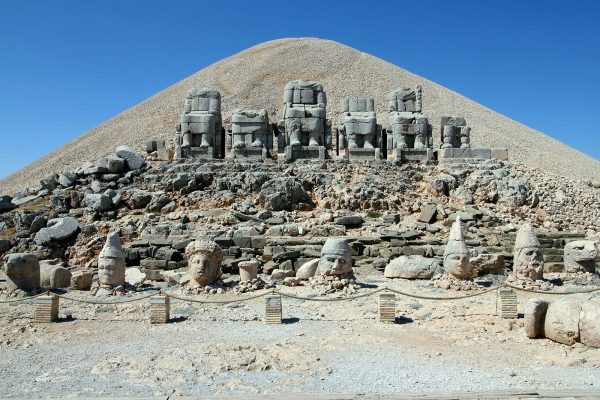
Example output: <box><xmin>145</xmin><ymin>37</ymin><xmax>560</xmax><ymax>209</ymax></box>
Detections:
<box><xmin>1</xmin><ymin>0</ymin><xmax>599</xmax><ymax>180</ymax></box>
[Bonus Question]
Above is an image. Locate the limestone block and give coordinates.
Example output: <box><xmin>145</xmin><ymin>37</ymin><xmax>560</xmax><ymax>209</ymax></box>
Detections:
<box><xmin>238</xmin><ymin>260</ymin><xmax>259</xmax><ymax>282</ymax></box>
<box><xmin>98</xmin><ymin>155</ymin><xmax>126</xmax><ymax>174</ymax></box>
<box><xmin>125</xmin><ymin>267</ymin><xmax>146</xmax><ymax>286</ymax></box>
<box><xmin>384</xmin><ymin>255</ymin><xmax>440</xmax><ymax>279</ymax></box>
<box><xmin>544</xmin><ymin>300</ymin><xmax>581</xmax><ymax>345</ymax></box>
<box><xmin>296</xmin><ymin>258</ymin><xmax>319</xmax><ymax>280</ymax></box>
<box><xmin>525</xmin><ymin>298</ymin><xmax>549</xmax><ymax>338</ymax></box>
<box><xmin>34</xmin><ymin>217</ymin><xmax>80</xmax><ymax>245</ymax></box>
<box><xmin>40</xmin><ymin>262</ymin><xmax>71</xmax><ymax>289</ymax></box>
<box><xmin>116</xmin><ymin>145</ymin><xmax>145</xmax><ymax>170</ymax></box>
<box><xmin>85</xmin><ymin>194</ymin><xmax>112</xmax><ymax>212</ymax></box>
<box><xmin>70</xmin><ymin>270</ymin><xmax>93</xmax><ymax>290</ymax></box>
<box><xmin>491</xmin><ymin>148</ymin><xmax>509</xmax><ymax>160</ymax></box>
<box><xmin>3</xmin><ymin>253</ymin><xmax>40</xmax><ymax>291</ymax></box>
<box><xmin>580</xmin><ymin>302</ymin><xmax>600</xmax><ymax>347</ymax></box>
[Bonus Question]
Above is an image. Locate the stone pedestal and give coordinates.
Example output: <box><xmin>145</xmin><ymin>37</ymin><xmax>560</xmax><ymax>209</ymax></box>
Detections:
<box><xmin>231</xmin><ymin>147</ymin><xmax>270</xmax><ymax>160</ymax></box>
<box><xmin>285</xmin><ymin>145</ymin><xmax>326</xmax><ymax>162</ymax></box>
<box><xmin>239</xmin><ymin>261</ymin><xmax>259</xmax><ymax>282</ymax></box>
<box><xmin>347</xmin><ymin>148</ymin><xmax>380</xmax><ymax>161</ymax></box>
<box><xmin>498</xmin><ymin>288</ymin><xmax>518</xmax><ymax>319</ymax></box>
<box><xmin>378</xmin><ymin>292</ymin><xmax>396</xmax><ymax>323</ymax></box>
<box><xmin>179</xmin><ymin>146</ymin><xmax>216</xmax><ymax>160</ymax></box>
<box><xmin>438</xmin><ymin>148</ymin><xmax>508</xmax><ymax>161</ymax></box>
<box><xmin>389</xmin><ymin>148</ymin><xmax>432</xmax><ymax>162</ymax></box>
<box><xmin>149</xmin><ymin>295</ymin><xmax>170</xmax><ymax>324</ymax></box>
<box><xmin>265</xmin><ymin>294</ymin><xmax>282</xmax><ymax>324</ymax></box>
<box><xmin>35</xmin><ymin>295</ymin><xmax>59</xmax><ymax>323</ymax></box>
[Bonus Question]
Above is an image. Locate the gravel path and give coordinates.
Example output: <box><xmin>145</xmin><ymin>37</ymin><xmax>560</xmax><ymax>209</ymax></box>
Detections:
<box><xmin>1</xmin><ymin>277</ymin><xmax>600</xmax><ymax>398</ymax></box>
<box><xmin>1</xmin><ymin>37</ymin><xmax>598</xmax><ymax>195</ymax></box>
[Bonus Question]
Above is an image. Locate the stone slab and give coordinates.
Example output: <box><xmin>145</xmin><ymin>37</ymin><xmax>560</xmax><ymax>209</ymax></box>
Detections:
<box><xmin>285</xmin><ymin>146</ymin><xmax>326</xmax><ymax>161</ymax></box>
<box><xmin>347</xmin><ymin>148</ymin><xmax>380</xmax><ymax>161</ymax></box>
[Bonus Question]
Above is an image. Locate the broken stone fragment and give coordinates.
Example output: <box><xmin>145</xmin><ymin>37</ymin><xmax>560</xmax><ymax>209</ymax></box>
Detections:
<box><xmin>3</xmin><ymin>253</ymin><xmax>40</xmax><ymax>292</ymax></box>
<box><xmin>384</xmin><ymin>255</ymin><xmax>440</xmax><ymax>279</ymax></box>
<box><xmin>33</xmin><ymin>217</ymin><xmax>80</xmax><ymax>245</ymax></box>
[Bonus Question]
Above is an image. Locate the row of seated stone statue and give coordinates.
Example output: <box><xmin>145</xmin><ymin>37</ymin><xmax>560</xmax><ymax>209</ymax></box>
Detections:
<box><xmin>174</xmin><ymin>80</ymin><xmax>484</xmax><ymax>162</ymax></box>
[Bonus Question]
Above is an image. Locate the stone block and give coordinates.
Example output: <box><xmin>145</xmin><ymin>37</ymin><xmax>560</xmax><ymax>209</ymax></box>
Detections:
<box><xmin>149</xmin><ymin>295</ymin><xmax>170</xmax><ymax>324</ymax></box>
<box><xmin>35</xmin><ymin>295</ymin><xmax>59</xmax><ymax>323</ymax></box>
<box><xmin>497</xmin><ymin>289</ymin><xmax>518</xmax><ymax>319</ymax></box>
<box><xmin>378</xmin><ymin>292</ymin><xmax>396</xmax><ymax>323</ymax></box>
<box><xmin>491</xmin><ymin>148</ymin><xmax>509</xmax><ymax>160</ymax></box>
<box><xmin>265</xmin><ymin>294</ymin><xmax>282</xmax><ymax>324</ymax></box>
<box><xmin>417</xmin><ymin>204</ymin><xmax>437</xmax><ymax>223</ymax></box>
<box><xmin>285</xmin><ymin>146</ymin><xmax>326</xmax><ymax>161</ymax></box>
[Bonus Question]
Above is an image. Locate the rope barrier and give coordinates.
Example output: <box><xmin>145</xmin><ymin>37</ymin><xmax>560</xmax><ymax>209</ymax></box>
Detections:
<box><xmin>164</xmin><ymin>289</ymin><xmax>274</xmax><ymax>304</ymax></box>
<box><xmin>54</xmin><ymin>290</ymin><xmax>161</xmax><ymax>305</ymax></box>
<box><xmin>384</xmin><ymin>284</ymin><xmax>503</xmax><ymax>301</ymax></box>
<box><xmin>0</xmin><ymin>290</ymin><xmax>49</xmax><ymax>304</ymax></box>
<box><xmin>276</xmin><ymin>287</ymin><xmax>385</xmax><ymax>301</ymax></box>
<box><xmin>504</xmin><ymin>282</ymin><xmax>600</xmax><ymax>295</ymax></box>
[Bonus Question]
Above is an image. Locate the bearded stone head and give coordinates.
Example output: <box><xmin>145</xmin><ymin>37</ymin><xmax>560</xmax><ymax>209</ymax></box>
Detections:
<box><xmin>318</xmin><ymin>238</ymin><xmax>353</xmax><ymax>276</ymax></box>
<box><xmin>513</xmin><ymin>224</ymin><xmax>544</xmax><ymax>281</ymax></box>
<box><xmin>185</xmin><ymin>240</ymin><xmax>223</xmax><ymax>286</ymax></box>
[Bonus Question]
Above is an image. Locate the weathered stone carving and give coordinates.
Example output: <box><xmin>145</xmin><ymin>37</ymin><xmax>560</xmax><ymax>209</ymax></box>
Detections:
<box><xmin>386</xmin><ymin>87</ymin><xmax>431</xmax><ymax>150</ymax></box>
<box><xmin>98</xmin><ymin>232</ymin><xmax>126</xmax><ymax>289</ymax></box>
<box><xmin>443</xmin><ymin>217</ymin><xmax>472</xmax><ymax>279</ymax></box>
<box><xmin>281</xmin><ymin>80</ymin><xmax>327</xmax><ymax>160</ymax></box>
<box><xmin>176</xmin><ymin>88</ymin><xmax>223</xmax><ymax>159</ymax></box>
<box><xmin>525</xmin><ymin>298</ymin><xmax>600</xmax><ymax>348</ymax></box>
<box><xmin>185</xmin><ymin>240</ymin><xmax>223</xmax><ymax>286</ymax></box>
<box><xmin>384</xmin><ymin>255</ymin><xmax>440</xmax><ymax>279</ymax></box>
<box><xmin>317</xmin><ymin>238</ymin><xmax>353</xmax><ymax>276</ymax></box>
<box><xmin>3</xmin><ymin>253</ymin><xmax>40</xmax><ymax>292</ymax></box>
<box><xmin>228</xmin><ymin>109</ymin><xmax>272</xmax><ymax>159</ymax></box>
<box><xmin>564</xmin><ymin>240</ymin><xmax>598</xmax><ymax>273</ymax></box>
<box><xmin>338</xmin><ymin>97</ymin><xmax>377</xmax><ymax>149</ymax></box>
<box><xmin>440</xmin><ymin>117</ymin><xmax>471</xmax><ymax>149</ymax></box>
<box><xmin>513</xmin><ymin>223</ymin><xmax>544</xmax><ymax>281</ymax></box>
<box><xmin>40</xmin><ymin>261</ymin><xmax>72</xmax><ymax>289</ymax></box>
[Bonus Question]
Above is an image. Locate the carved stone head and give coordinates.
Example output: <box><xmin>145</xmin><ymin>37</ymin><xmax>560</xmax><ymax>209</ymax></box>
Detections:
<box><xmin>318</xmin><ymin>238</ymin><xmax>353</xmax><ymax>276</ymax></box>
<box><xmin>513</xmin><ymin>224</ymin><xmax>544</xmax><ymax>281</ymax></box>
<box><xmin>185</xmin><ymin>240</ymin><xmax>223</xmax><ymax>286</ymax></box>
<box><xmin>443</xmin><ymin>217</ymin><xmax>471</xmax><ymax>279</ymax></box>
<box><xmin>98</xmin><ymin>232</ymin><xmax>126</xmax><ymax>288</ymax></box>
<box><xmin>564</xmin><ymin>240</ymin><xmax>598</xmax><ymax>273</ymax></box>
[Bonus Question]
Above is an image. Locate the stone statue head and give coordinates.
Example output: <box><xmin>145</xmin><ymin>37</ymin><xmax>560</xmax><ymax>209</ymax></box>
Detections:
<box><xmin>318</xmin><ymin>238</ymin><xmax>353</xmax><ymax>276</ymax></box>
<box><xmin>185</xmin><ymin>240</ymin><xmax>223</xmax><ymax>286</ymax></box>
<box><xmin>564</xmin><ymin>240</ymin><xmax>598</xmax><ymax>273</ymax></box>
<box><xmin>513</xmin><ymin>223</ymin><xmax>544</xmax><ymax>281</ymax></box>
<box><xmin>98</xmin><ymin>232</ymin><xmax>126</xmax><ymax>288</ymax></box>
<box><xmin>443</xmin><ymin>217</ymin><xmax>471</xmax><ymax>279</ymax></box>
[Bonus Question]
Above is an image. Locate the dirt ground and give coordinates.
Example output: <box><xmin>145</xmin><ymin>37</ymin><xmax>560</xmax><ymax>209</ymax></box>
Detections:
<box><xmin>1</xmin><ymin>275</ymin><xmax>600</xmax><ymax>399</ymax></box>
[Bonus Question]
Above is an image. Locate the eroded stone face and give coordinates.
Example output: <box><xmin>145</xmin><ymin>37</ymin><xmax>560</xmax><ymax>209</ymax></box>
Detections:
<box><xmin>564</xmin><ymin>240</ymin><xmax>598</xmax><ymax>273</ymax></box>
<box><xmin>444</xmin><ymin>253</ymin><xmax>470</xmax><ymax>280</ymax></box>
<box><xmin>185</xmin><ymin>240</ymin><xmax>223</xmax><ymax>286</ymax></box>
<box><xmin>513</xmin><ymin>223</ymin><xmax>544</xmax><ymax>281</ymax></box>
<box><xmin>514</xmin><ymin>247</ymin><xmax>544</xmax><ymax>280</ymax></box>
<box><xmin>3</xmin><ymin>253</ymin><xmax>40</xmax><ymax>292</ymax></box>
<box><xmin>317</xmin><ymin>238</ymin><xmax>352</xmax><ymax>276</ymax></box>
<box><xmin>98</xmin><ymin>232</ymin><xmax>126</xmax><ymax>288</ymax></box>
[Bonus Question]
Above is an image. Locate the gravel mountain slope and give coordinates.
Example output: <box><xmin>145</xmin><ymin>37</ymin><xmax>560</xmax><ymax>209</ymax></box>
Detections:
<box><xmin>1</xmin><ymin>37</ymin><xmax>598</xmax><ymax>194</ymax></box>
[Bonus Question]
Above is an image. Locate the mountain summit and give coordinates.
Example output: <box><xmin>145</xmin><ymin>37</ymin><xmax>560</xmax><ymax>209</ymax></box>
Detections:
<box><xmin>2</xmin><ymin>37</ymin><xmax>598</xmax><ymax>193</ymax></box>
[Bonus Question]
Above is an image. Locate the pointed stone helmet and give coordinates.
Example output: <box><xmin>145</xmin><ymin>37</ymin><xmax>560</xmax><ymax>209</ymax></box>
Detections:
<box><xmin>321</xmin><ymin>238</ymin><xmax>352</xmax><ymax>256</ymax></box>
<box><xmin>99</xmin><ymin>232</ymin><xmax>125</xmax><ymax>259</ymax></box>
<box><xmin>514</xmin><ymin>223</ymin><xmax>540</xmax><ymax>251</ymax></box>
<box><xmin>444</xmin><ymin>217</ymin><xmax>469</xmax><ymax>258</ymax></box>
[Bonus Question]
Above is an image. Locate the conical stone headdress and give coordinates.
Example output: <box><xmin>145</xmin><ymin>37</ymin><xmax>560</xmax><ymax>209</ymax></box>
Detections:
<box><xmin>321</xmin><ymin>238</ymin><xmax>352</xmax><ymax>256</ymax></box>
<box><xmin>99</xmin><ymin>231</ymin><xmax>125</xmax><ymax>259</ymax></box>
<box><xmin>444</xmin><ymin>217</ymin><xmax>469</xmax><ymax>258</ymax></box>
<box><xmin>514</xmin><ymin>223</ymin><xmax>540</xmax><ymax>251</ymax></box>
